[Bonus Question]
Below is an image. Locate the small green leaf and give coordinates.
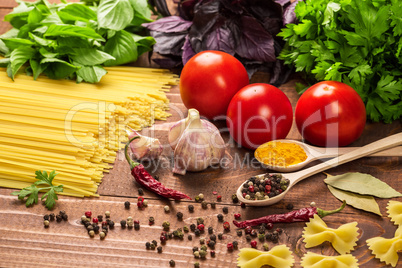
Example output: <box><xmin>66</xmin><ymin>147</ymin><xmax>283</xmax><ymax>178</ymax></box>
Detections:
<box><xmin>131</xmin><ymin>33</ymin><xmax>155</xmax><ymax>56</ymax></box>
<box><xmin>324</xmin><ymin>172</ymin><xmax>402</xmax><ymax>198</ymax></box>
<box><xmin>29</xmin><ymin>58</ymin><xmax>47</xmax><ymax>80</ymax></box>
<box><xmin>41</xmin><ymin>58</ymin><xmax>80</xmax><ymax>79</ymax></box>
<box><xmin>97</xmin><ymin>0</ymin><xmax>133</xmax><ymax>31</ymax></box>
<box><xmin>8</xmin><ymin>46</ymin><xmax>36</xmax><ymax>80</ymax></box>
<box><xmin>75</xmin><ymin>64</ymin><xmax>108</xmax><ymax>83</ymax></box>
<box><xmin>44</xmin><ymin>24</ymin><xmax>104</xmax><ymax>41</ymax></box>
<box><xmin>70</xmin><ymin>48</ymin><xmax>115</xmax><ymax>65</ymax></box>
<box><xmin>103</xmin><ymin>30</ymin><xmax>137</xmax><ymax>66</ymax></box>
<box><xmin>327</xmin><ymin>185</ymin><xmax>382</xmax><ymax>216</ymax></box>
<box><xmin>57</xmin><ymin>3</ymin><xmax>97</xmax><ymax>23</ymax></box>
<box><xmin>1</xmin><ymin>38</ymin><xmax>35</xmax><ymax>50</ymax></box>
<box><xmin>128</xmin><ymin>0</ymin><xmax>153</xmax><ymax>26</ymax></box>
<box><xmin>29</xmin><ymin>32</ymin><xmax>56</xmax><ymax>47</ymax></box>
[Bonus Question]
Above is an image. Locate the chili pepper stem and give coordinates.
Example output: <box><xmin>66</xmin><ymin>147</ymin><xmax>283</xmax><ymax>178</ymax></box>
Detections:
<box><xmin>125</xmin><ymin>136</ymin><xmax>141</xmax><ymax>169</ymax></box>
<box><xmin>317</xmin><ymin>200</ymin><xmax>346</xmax><ymax>218</ymax></box>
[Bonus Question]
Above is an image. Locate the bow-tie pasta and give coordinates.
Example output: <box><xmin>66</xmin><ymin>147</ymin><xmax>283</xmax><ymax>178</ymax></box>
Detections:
<box><xmin>301</xmin><ymin>252</ymin><xmax>359</xmax><ymax>268</ymax></box>
<box><xmin>387</xmin><ymin>200</ymin><xmax>402</xmax><ymax>226</ymax></box>
<box><xmin>302</xmin><ymin>214</ymin><xmax>359</xmax><ymax>254</ymax></box>
<box><xmin>367</xmin><ymin>226</ymin><xmax>402</xmax><ymax>267</ymax></box>
<box><xmin>237</xmin><ymin>245</ymin><xmax>294</xmax><ymax>268</ymax></box>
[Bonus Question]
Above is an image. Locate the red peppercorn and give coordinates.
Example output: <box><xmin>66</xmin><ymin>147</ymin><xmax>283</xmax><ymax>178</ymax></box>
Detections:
<box><xmin>248</xmin><ymin>185</ymin><xmax>255</xmax><ymax>193</ymax></box>
<box><xmin>217</xmin><ymin>195</ymin><xmax>222</xmax><ymax>201</ymax></box>
<box><xmin>245</xmin><ymin>226</ymin><xmax>253</xmax><ymax>234</ymax></box>
<box><xmin>102</xmin><ymin>221</ymin><xmax>108</xmax><ymax>227</ymax></box>
<box><xmin>234</xmin><ymin>213</ymin><xmax>241</xmax><ymax>220</ymax></box>
<box><xmin>240</xmin><ymin>202</ymin><xmax>246</xmax><ymax>208</ymax></box>
<box><xmin>265</xmin><ymin>185</ymin><xmax>271</xmax><ymax>192</ymax></box>
<box><xmin>134</xmin><ymin>220</ymin><xmax>140</xmax><ymax>224</ymax></box>
<box><xmin>138</xmin><ymin>196</ymin><xmax>144</xmax><ymax>202</ymax></box>
<box><xmin>266</xmin><ymin>223</ymin><xmax>274</xmax><ymax>230</ymax></box>
<box><xmin>223</xmin><ymin>221</ymin><xmax>230</xmax><ymax>231</ymax></box>
<box><xmin>92</xmin><ymin>217</ymin><xmax>99</xmax><ymax>224</ymax></box>
<box><xmin>250</xmin><ymin>240</ymin><xmax>257</xmax><ymax>248</ymax></box>
<box><xmin>160</xmin><ymin>234</ymin><xmax>167</xmax><ymax>243</ymax></box>
<box><xmin>85</xmin><ymin>211</ymin><xmax>92</xmax><ymax>218</ymax></box>
<box><xmin>227</xmin><ymin>242</ymin><xmax>234</xmax><ymax>251</ymax></box>
<box><xmin>197</xmin><ymin>224</ymin><xmax>205</xmax><ymax>231</ymax></box>
<box><xmin>242</xmin><ymin>192</ymin><xmax>247</xmax><ymax>198</ymax></box>
<box><xmin>137</xmin><ymin>201</ymin><xmax>144</xmax><ymax>208</ymax></box>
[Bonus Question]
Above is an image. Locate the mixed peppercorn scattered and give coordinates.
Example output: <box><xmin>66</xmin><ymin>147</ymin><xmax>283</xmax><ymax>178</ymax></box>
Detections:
<box><xmin>241</xmin><ymin>174</ymin><xmax>290</xmax><ymax>200</ymax></box>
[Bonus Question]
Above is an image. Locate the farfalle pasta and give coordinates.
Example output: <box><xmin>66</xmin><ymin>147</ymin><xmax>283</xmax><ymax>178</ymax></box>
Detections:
<box><xmin>387</xmin><ymin>200</ymin><xmax>402</xmax><ymax>226</ymax></box>
<box><xmin>237</xmin><ymin>245</ymin><xmax>294</xmax><ymax>268</ymax></box>
<box><xmin>367</xmin><ymin>218</ymin><xmax>402</xmax><ymax>267</ymax></box>
<box><xmin>302</xmin><ymin>214</ymin><xmax>359</xmax><ymax>254</ymax></box>
<box><xmin>301</xmin><ymin>252</ymin><xmax>359</xmax><ymax>268</ymax></box>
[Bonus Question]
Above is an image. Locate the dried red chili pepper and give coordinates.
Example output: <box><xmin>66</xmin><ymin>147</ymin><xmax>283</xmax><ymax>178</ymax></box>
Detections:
<box><xmin>125</xmin><ymin>137</ymin><xmax>191</xmax><ymax>200</ymax></box>
<box><xmin>233</xmin><ymin>201</ymin><xmax>346</xmax><ymax>228</ymax></box>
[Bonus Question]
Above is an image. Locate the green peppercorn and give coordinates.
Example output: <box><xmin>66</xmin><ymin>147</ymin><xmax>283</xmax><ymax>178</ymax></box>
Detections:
<box><xmin>201</xmin><ymin>201</ymin><xmax>208</xmax><ymax>209</ymax></box>
<box><xmin>169</xmin><ymin>260</ymin><xmax>175</xmax><ymax>267</ymax></box>
<box><xmin>194</xmin><ymin>262</ymin><xmax>200</xmax><ymax>268</ymax></box>
<box><xmin>199</xmin><ymin>237</ymin><xmax>205</xmax><ymax>244</ymax></box>
<box><xmin>196</xmin><ymin>217</ymin><xmax>204</xmax><ymax>225</ymax></box>
<box><xmin>193</xmin><ymin>251</ymin><xmax>200</xmax><ymax>258</ymax></box>
<box><xmin>199</xmin><ymin>250</ymin><xmax>207</xmax><ymax>258</ymax></box>
<box><xmin>88</xmin><ymin>230</ymin><xmax>95</xmax><ymax>237</ymax></box>
<box><xmin>162</xmin><ymin>221</ymin><xmax>170</xmax><ymax>231</ymax></box>
<box><xmin>263</xmin><ymin>243</ymin><xmax>269</xmax><ymax>251</ymax></box>
<box><xmin>183</xmin><ymin>226</ymin><xmax>189</xmax><ymax>232</ymax></box>
<box><xmin>194</xmin><ymin>195</ymin><xmax>200</xmax><ymax>202</ymax></box>
<box><xmin>258</xmin><ymin>233</ymin><xmax>265</xmax><ymax>242</ymax></box>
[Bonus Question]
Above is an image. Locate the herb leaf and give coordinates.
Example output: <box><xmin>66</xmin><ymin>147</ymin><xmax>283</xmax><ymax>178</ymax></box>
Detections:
<box><xmin>11</xmin><ymin>170</ymin><xmax>63</xmax><ymax>210</ymax></box>
<box><xmin>324</xmin><ymin>172</ymin><xmax>402</xmax><ymax>198</ymax></box>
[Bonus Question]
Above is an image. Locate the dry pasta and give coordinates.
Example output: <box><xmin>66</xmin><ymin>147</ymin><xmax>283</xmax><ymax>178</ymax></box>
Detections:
<box><xmin>0</xmin><ymin>66</ymin><xmax>178</xmax><ymax>197</ymax></box>
<box><xmin>387</xmin><ymin>200</ymin><xmax>402</xmax><ymax>226</ymax></box>
<box><xmin>301</xmin><ymin>252</ymin><xmax>359</xmax><ymax>268</ymax></box>
<box><xmin>237</xmin><ymin>245</ymin><xmax>294</xmax><ymax>268</ymax></box>
<box><xmin>366</xmin><ymin>226</ymin><xmax>402</xmax><ymax>267</ymax></box>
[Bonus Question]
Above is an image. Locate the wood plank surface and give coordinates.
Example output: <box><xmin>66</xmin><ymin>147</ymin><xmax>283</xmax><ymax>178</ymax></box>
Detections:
<box><xmin>0</xmin><ymin>2</ymin><xmax>401</xmax><ymax>267</ymax></box>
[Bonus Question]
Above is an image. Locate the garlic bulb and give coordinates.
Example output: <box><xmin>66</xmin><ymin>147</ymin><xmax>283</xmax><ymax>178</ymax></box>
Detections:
<box><xmin>128</xmin><ymin>130</ymin><xmax>163</xmax><ymax>161</ymax></box>
<box><xmin>169</xmin><ymin>109</ymin><xmax>227</xmax><ymax>175</ymax></box>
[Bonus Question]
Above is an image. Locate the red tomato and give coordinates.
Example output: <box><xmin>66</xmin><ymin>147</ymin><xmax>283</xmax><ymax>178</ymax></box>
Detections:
<box><xmin>226</xmin><ymin>83</ymin><xmax>293</xmax><ymax>149</ymax></box>
<box><xmin>180</xmin><ymin>51</ymin><xmax>249</xmax><ymax>119</ymax></box>
<box><xmin>295</xmin><ymin>81</ymin><xmax>366</xmax><ymax>147</ymax></box>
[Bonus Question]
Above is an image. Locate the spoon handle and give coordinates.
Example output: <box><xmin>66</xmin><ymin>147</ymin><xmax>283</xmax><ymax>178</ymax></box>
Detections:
<box><xmin>308</xmin><ymin>145</ymin><xmax>402</xmax><ymax>160</ymax></box>
<box><xmin>290</xmin><ymin>132</ymin><xmax>402</xmax><ymax>185</ymax></box>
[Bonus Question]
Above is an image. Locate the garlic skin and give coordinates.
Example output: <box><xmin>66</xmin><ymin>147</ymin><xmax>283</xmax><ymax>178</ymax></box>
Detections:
<box><xmin>170</xmin><ymin>109</ymin><xmax>227</xmax><ymax>175</ymax></box>
<box><xmin>128</xmin><ymin>130</ymin><xmax>163</xmax><ymax>161</ymax></box>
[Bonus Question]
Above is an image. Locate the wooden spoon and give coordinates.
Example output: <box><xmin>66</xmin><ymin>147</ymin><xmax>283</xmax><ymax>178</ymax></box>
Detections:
<box><xmin>255</xmin><ymin>140</ymin><xmax>402</xmax><ymax>173</ymax></box>
<box><xmin>237</xmin><ymin>132</ymin><xmax>402</xmax><ymax>207</ymax></box>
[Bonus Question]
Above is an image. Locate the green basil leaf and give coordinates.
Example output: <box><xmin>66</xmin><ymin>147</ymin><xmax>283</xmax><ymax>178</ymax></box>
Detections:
<box><xmin>41</xmin><ymin>58</ymin><xmax>80</xmax><ymax>79</ymax></box>
<box><xmin>128</xmin><ymin>0</ymin><xmax>153</xmax><ymax>26</ymax></box>
<box><xmin>44</xmin><ymin>24</ymin><xmax>104</xmax><ymax>41</ymax></box>
<box><xmin>324</xmin><ymin>172</ymin><xmax>402</xmax><ymax>198</ymax></box>
<box><xmin>97</xmin><ymin>0</ymin><xmax>133</xmax><ymax>31</ymax></box>
<box><xmin>29</xmin><ymin>32</ymin><xmax>56</xmax><ymax>47</ymax></box>
<box><xmin>75</xmin><ymin>63</ymin><xmax>107</xmax><ymax>83</ymax></box>
<box><xmin>131</xmin><ymin>33</ymin><xmax>155</xmax><ymax>56</ymax></box>
<box><xmin>1</xmin><ymin>38</ymin><xmax>35</xmax><ymax>50</ymax></box>
<box><xmin>41</xmin><ymin>13</ymin><xmax>63</xmax><ymax>25</ymax></box>
<box><xmin>39</xmin><ymin>47</ymin><xmax>59</xmax><ymax>58</ymax></box>
<box><xmin>103</xmin><ymin>30</ymin><xmax>137</xmax><ymax>66</ymax></box>
<box><xmin>27</xmin><ymin>7</ymin><xmax>43</xmax><ymax>24</ymax></box>
<box><xmin>0</xmin><ymin>58</ymin><xmax>11</xmax><ymax>67</ymax></box>
<box><xmin>0</xmin><ymin>28</ymin><xmax>20</xmax><ymax>55</ymax></box>
<box><xmin>58</xmin><ymin>3</ymin><xmax>97</xmax><ymax>23</ymax></box>
<box><xmin>57</xmin><ymin>37</ymin><xmax>92</xmax><ymax>49</ymax></box>
<box><xmin>30</xmin><ymin>58</ymin><xmax>48</xmax><ymax>80</ymax></box>
<box><xmin>70</xmin><ymin>48</ymin><xmax>115</xmax><ymax>65</ymax></box>
<box><xmin>8</xmin><ymin>47</ymin><xmax>36</xmax><ymax>80</ymax></box>
<box><xmin>4</xmin><ymin>2</ymin><xmax>34</xmax><ymax>29</ymax></box>
<box><xmin>327</xmin><ymin>185</ymin><xmax>382</xmax><ymax>216</ymax></box>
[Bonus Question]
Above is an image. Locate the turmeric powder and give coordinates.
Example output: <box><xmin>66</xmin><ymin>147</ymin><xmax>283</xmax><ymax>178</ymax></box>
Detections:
<box><xmin>255</xmin><ymin>141</ymin><xmax>307</xmax><ymax>167</ymax></box>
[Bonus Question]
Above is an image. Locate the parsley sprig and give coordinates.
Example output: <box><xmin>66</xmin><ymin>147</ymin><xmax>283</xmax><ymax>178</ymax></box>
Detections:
<box><xmin>11</xmin><ymin>170</ymin><xmax>64</xmax><ymax>210</ymax></box>
<box><xmin>278</xmin><ymin>0</ymin><xmax>402</xmax><ymax>123</ymax></box>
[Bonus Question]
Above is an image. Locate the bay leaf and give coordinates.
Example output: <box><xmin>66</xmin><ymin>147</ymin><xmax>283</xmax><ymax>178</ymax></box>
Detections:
<box><xmin>324</xmin><ymin>172</ymin><xmax>402</xmax><ymax>198</ymax></box>
<box><xmin>327</xmin><ymin>185</ymin><xmax>382</xmax><ymax>216</ymax></box>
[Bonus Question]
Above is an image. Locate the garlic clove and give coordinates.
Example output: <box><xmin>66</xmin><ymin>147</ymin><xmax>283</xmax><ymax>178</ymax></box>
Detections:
<box><xmin>128</xmin><ymin>130</ymin><xmax>163</xmax><ymax>160</ymax></box>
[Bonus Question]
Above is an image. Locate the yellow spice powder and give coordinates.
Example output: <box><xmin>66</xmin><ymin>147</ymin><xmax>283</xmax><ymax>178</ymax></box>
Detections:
<box><xmin>255</xmin><ymin>141</ymin><xmax>308</xmax><ymax>167</ymax></box>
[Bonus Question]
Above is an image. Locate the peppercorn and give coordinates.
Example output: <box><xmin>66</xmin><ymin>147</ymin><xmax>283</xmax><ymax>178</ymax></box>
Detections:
<box><xmin>210</xmin><ymin>250</ymin><xmax>215</xmax><ymax>257</ymax></box>
<box><xmin>258</xmin><ymin>233</ymin><xmax>265</xmax><ymax>242</ymax></box>
<box><xmin>56</xmin><ymin>214</ymin><xmax>62</xmax><ymax>222</ymax></box>
<box><xmin>151</xmin><ymin>240</ymin><xmax>157</xmax><ymax>246</ymax></box>
<box><xmin>259</xmin><ymin>225</ymin><xmax>266</xmax><ymax>234</ymax></box>
<box><xmin>223</xmin><ymin>221</ymin><xmax>230</xmax><ymax>231</ymax></box>
<box><xmin>227</xmin><ymin>242</ymin><xmax>234</xmax><ymax>251</ymax></box>
<box><xmin>234</xmin><ymin>213</ymin><xmax>241</xmax><ymax>220</ymax></box>
<box><xmin>197</xmin><ymin>224</ymin><xmax>204</xmax><ymax>232</ymax></box>
<box><xmin>188</xmin><ymin>204</ymin><xmax>194</xmax><ymax>212</ymax></box>
<box><xmin>218</xmin><ymin>233</ymin><xmax>223</xmax><ymax>240</ymax></box>
<box><xmin>92</xmin><ymin>217</ymin><xmax>99</xmax><ymax>224</ymax></box>
<box><xmin>276</xmin><ymin>228</ymin><xmax>283</xmax><ymax>234</ymax></box>
<box><xmin>205</xmin><ymin>227</ymin><xmax>212</xmax><ymax>235</ymax></box>
<box><xmin>145</xmin><ymin>242</ymin><xmax>151</xmax><ymax>249</ymax></box>
<box><xmin>59</xmin><ymin>210</ymin><xmax>66</xmax><ymax>216</ymax></box>
<box><xmin>263</xmin><ymin>243</ymin><xmax>269</xmax><ymax>251</ymax></box>
<box><xmin>246</xmin><ymin>235</ymin><xmax>251</xmax><ymax>241</ymax></box>
<box><xmin>154</xmin><ymin>175</ymin><xmax>159</xmax><ymax>181</ymax></box>
<box><xmin>88</xmin><ymin>230</ymin><xmax>95</xmax><ymax>237</ymax></box>
<box><xmin>201</xmin><ymin>201</ymin><xmax>208</xmax><ymax>209</ymax></box>
<box><xmin>250</xmin><ymin>240</ymin><xmax>257</xmax><ymax>248</ymax></box>
<box><xmin>127</xmin><ymin>216</ymin><xmax>133</xmax><ymax>222</ymax></box>
<box><xmin>188</xmin><ymin>234</ymin><xmax>193</xmax><ymax>241</ymax></box>
<box><xmin>266</xmin><ymin>222</ymin><xmax>274</xmax><ymax>230</ymax></box>
<box><xmin>245</xmin><ymin>226</ymin><xmax>252</xmax><ymax>234</ymax></box>
<box><xmin>193</xmin><ymin>251</ymin><xmax>200</xmax><ymax>258</ymax></box>
<box><xmin>162</xmin><ymin>221</ymin><xmax>170</xmax><ymax>231</ymax></box>
<box><xmin>49</xmin><ymin>213</ymin><xmax>55</xmax><ymax>221</ymax></box>
<box><xmin>99</xmin><ymin>231</ymin><xmax>106</xmax><ymax>239</ymax></box>
<box><xmin>199</xmin><ymin>237</ymin><xmax>205</xmax><ymax>244</ymax></box>
<box><xmin>192</xmin><ymin>246</ymin><xmax>199</xmax><ymax>252</ymax></box>
<box><xmin>108</xmin><ymin>221</ymin><xmax>115</xmax><ymax>228</ymax></box>
<box><xmin>150</xmin><ymin>243</ymin><xmax>156</xmax><ymax>250</ymax></box>
<box><xmin>102</xmin><ymin>226</ymin><xmax>108</xmax><ymax>233</ymax></box>
<box><xmin>176</xmin><ymin>212</ymin><xmax>183</xmax><ymax>220</ymax></box>
<box><xmin>194</xmin><ymin>262</ymin><xmax>200</xmax><ymax>268</ymax></box>
<box><xmin>251</xmin><ymin>229</ymin><xmax>257</xmax><ymax>237</ymax></box>
<box><xmin>149</xmin><ymin>216</ymin><xmax>155</xmax><ymax>225</ymax></box>
<box><xmin>194</xmin><ymin>196</ymin><xmax>200</xmax><ymax>202</ymax></box>
<box><xmin>190</xmin><ymin>224</ymin><xmax>196</xmax><ymax>231</ymax></box>
<box><xmin>196</xmin><ymin>217</ymin><xmax>204</xmax><ymax>225</ymax></box>
<box><xmin>44</xmin><ymin>220</ymin><xmax>50</xmax><ymax>228</ymax></box>
<box><xmin>93</xmin><ymin>225</ymin><xmax>100</xmax><ymax>233</ymax></box>
<box><xmin>143</xmin><ymin>200</ymin><xmax>148</xmax><ymax>207</ymax></box>
<box><xmin>124</xmin><ymin>201</ymin><xmax>130</xmax><ymax>209</ymax></box>
<box><xmin>208</xmin><ymin>240</ymin><xmax>215</xmax><ymax>249</ymax></box>
<box><xmin>137</xmin><ymin>200</ymin><xmax>144</xmax><ymax>209</ymax></box>
<box><xmin>217</xmin><ymin>214</ymin><xmax>224</xmax><ymax>222</ymax></box>
<box><xmin>101</xmin><ymin>221</ymin><xmax>108</xmax><ymax>227</ymax></box>
<box><xmin>157</xmin><ymin>246</ymin><xmax>163</xmax><ymax>253</ymax></box>
<box><xmin>164</xmin><ymin>206</ymin><xmax>170</xmax><ymax>212</ymax></box>
<box><xmin>138</xmin><ymin>188</ymin><xmax>144</xmax><ymax>195</ymax></box>
<box><xmin>236</xmin><ymin>230</ymin><xmax>243</xmax><ymax>237</ymax></box>
<box><xmin>222</xmin><ymin>207</ymin><xmax>229</xmax><ymax>214</ymax></box>
<box><xmin>86</xmin><ymin>225</ymin><xmax>94</xmax><ymax>231</ymax></box>
<box><xmin>240</xmin><ymin>202</ymin><xmax>246</xmax><ymax>208</ymax></box>
<box><xmin>44</xmin><ymin>214</ymin><xmax>50</xmax><ymax>221</ymax></box>
<box><xmin>232</xmin><ymin>193</ymin><xmax>239</xmax><ymax>203</ymax></box>
<box><xmin>210</xmin><ymin>234</ymin><xmax>216</xmax><ymax>241</ymax></box>
<box><xmin>199</xmin><ymin>250</ymin><xmax>207</xmax><ymax>258</ymax></box>
<box><xmin>265</xmin><ymin>232</ymin><xmax>273</xmax><ymax>241</ymax></box>
<box><xmin>169</xmin><ymin>260</ymin><xmax>175</xmax><ymax>267</ymax></box>
<box><xmin>233</xmin><ymin>240</ymin><xmax>239</xmax><ymax>249</ymax></box>
<box><xmin>183</xmin><ymin>226</ymin><xmax>189</xmax><ymax>232</ymax></box>
<box><xmin>194</xmin><ymin>229</ymin><xmax>201</xmax><ymax>236</ymax></box>
<box><xmin>120</xmin><ymin>220</ymin><xmax>126</xmax><ymax>228</ymax></box>
<box><xmin>217</xmin><ymin>195</ymin><xmax>222</xmax><ymax>201</ymax></box>
<box><xmin>127</xmin><ymin>221</ymin><xmax>134</xmax><ymax>228</ymax></box>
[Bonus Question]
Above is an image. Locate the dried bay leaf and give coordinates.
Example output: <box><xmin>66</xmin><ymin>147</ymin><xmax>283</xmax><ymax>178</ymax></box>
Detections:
<box><xmin>324</xmin><ymin>172</ymin><xmax>402</xmax><ymax>198</ymax></box>
<box><xmin>327</xmin><ymin>185</ymin><xmax>382</xmax><ymax>216</ymax></box>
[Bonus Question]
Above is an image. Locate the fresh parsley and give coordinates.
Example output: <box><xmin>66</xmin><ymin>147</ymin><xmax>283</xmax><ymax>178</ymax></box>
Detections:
<box><xmin>0</xmin><ymin>0</ymin><xmax>155</xmax><ymax>83</ymax></box>
<box><xmin>11</xmin><ymin>170</ymin><xmax>64</xmax><ymax>210</ymax></box>
<box><xmin>278</xmin><ymin>0</ymin><xmax>402</xmax><ymax>123</ymax></box>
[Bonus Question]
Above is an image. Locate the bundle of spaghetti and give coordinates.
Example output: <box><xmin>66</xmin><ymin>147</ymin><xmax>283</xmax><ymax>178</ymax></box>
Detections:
<box><xmin>0</xmin><ymin>66</ymin><xmax>178</xmax><ymax>197</ymax></box>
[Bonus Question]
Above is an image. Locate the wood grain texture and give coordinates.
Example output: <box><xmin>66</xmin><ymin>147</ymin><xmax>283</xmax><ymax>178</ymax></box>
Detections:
<box><xmin>0</xmin><ymin>4</ymin><xmax>401</xmax><ymax>267</ymax></box>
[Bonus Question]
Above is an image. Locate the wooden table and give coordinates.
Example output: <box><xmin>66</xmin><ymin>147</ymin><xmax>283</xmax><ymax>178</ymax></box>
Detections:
<box><xmin>0</xmin><ymin>1</ymin><xmax>401</xmax><ymax>267</ymax></box>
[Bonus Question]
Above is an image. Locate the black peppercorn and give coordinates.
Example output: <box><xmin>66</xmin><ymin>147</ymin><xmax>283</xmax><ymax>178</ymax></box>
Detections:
<box><xmin>208</xmin><ymin>240</ymin><xmax>215</xmax><ymax>249</ymax></box>
<box><xmin>194</xmin><ymin>229</ymin><xmax>201</xmax><ymax>236</ymax></box>
<box><xmin>59</xmin><ymin>210</ymin><xmax>66</xmax><ymax>216</ymax></box>
<box><xmin>43</xmin><ymin>214</ymin><xmax>50</xmax><ymax>221</ymax></box>
<box><xmin>157</xmin><ymin>246</ymin><xmax>162</xmax><ymax>253</ymax></box>
<box><xmin>145</xmin><ymin>242</ymin><xmax>151</xmax><ymax>249</ymax></box>
<box><xmin>259</xmin><ymin>226</ymin><xmax>266</xmax><ymax>234</ymax></box>
<box><xmin>208</xmin><ymin>226</ymin><xmax>213</xmax><ymax>234</ymax></box>
<box><xmin>97</xmin><ymin>215</ymin><xmax>103</xmax><ymax>222</ymax></box>
<box><xmin>150</xmin><ymin>243</ymin><xmax>156</xmax><ymax>250</ymax></box>
<box><xmin>222</xmin><ymin>207</ymin><xmax>229</xmax><ymax>214</ymax></box>
<box><xmin>188</xmin><ymin>234</ymin><xmax>193</xmax><ymax>241</ymax></box>
<box><xmin>210</xmin><ymin>234</ymin><xmax>216</xmax><ymax>241</ymax></box>
<box><xmin>233</xmin><ymin>240</ymin><xmax>239</xmax><ymax>249</ymax></box>
<box><xmin>232</xmin><ymin>194</ymin><xmax>239</xmax><ymax>203</ymax></box>
<box><xmin>237</xmin><ymin>230</ymin><xmax>243</xmax><ymax>237</ymax></box>
<box><xmin>49</xmin><ymin>213</ymin><xmax>55</xmax><ymax>221</ymax></box>
<box><xmin>120</xmin><ymin>220</ymin><xmax>127</xmax><ymax>228</ymax></box>
<box><xmin>108</xmin><ymin>221</ymin><xmax>115</xmax><ymax>228</ymax></box>
<box><xmin>93</xmin><ymin>225</ymin><xmax>100</xmax><ymax>233</ymax></box>
<box><xmin>169</xmin><ymin>260</ymin><xmax>175</xmax><ymax>267</ymax></box>
<box><xmin>192</xmin><ymin>246</ymin><xmax>199</xmax><ymax>252</ymax></box>
<box><xmin>138</xmin><ymin>188</ymin><xmax>144</xmax><ymax>195</ymax></box>
<box><xmin>190</xmin><ymin>224</ymin><xmax>196</xmax><ymax>231</ymax></box>
<box><xmin>218</xmin><ymin>233</ymin><xmax>223</xmax><ymax>240</ymax></box>
<box><xmin>62</xmin><ymin>214</ymin><xmax>68</xmax><ymax>221</ymax></box>
<box><xmin>217</xmin><ymin>214</ymin><xmax>223</xmax><ymax>222</ymax></box>
<box><xmin>246</xmin><ymin>235</ymin><xmax>251</xmax><ymax>241</ymax></box>
<box><xmin>124</xmin><ymin>201</ymin><xmax>130</xmax><ymax>209</ymax></box>
<box><xmin>152</xmin><ymin>240</ymin><xmax>158</xmax><ymax>246</ymax></box>
<box><xmin>56</xmin><ymin>214</ymin><xmax>62</xmax><ymax>222</ymax></box>
<box><xmin>176</xmin><ymin>212</ymin><xmax>183</xmax><ymax>220</ymax></box>
<box><xmin>188</xmin><ymin>204</ymin><xmax>194</xmax><ymax>212</ymax></box>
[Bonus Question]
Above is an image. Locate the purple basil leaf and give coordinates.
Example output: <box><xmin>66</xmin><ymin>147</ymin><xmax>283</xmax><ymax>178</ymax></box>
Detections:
<box><xmin>143</xmin><ymin>16</ymin><xmax>193</xmax><ymax>33</ymax></box>
<box><xmin>182</xmin><ymin>35</ymin><xmax>196</xmax><ymax>65</ymax></box>
<box><xmin>204</xmin><ymin>26</ymin><xmax>235</xmax><ymax>55</ymax></box>
<box><xmin>274</xmin><ymin>0</ymin><xmax>291</xmax><ymax>6</ymax></box>
<box><xmin>153</xmin><ymin>56</ymin><xmax>183</xmax><ymax>68</ymax></box>
<box><xmin>150</xmin><ymin>30</ymin><xmax>187</xmax><ymax>56</ymax></box>
<box><xmin>235</xmin><ymin>16</ymin><xmax>276</xmax><ymax>62</ymax></box>
<box><xmin>283</xmin><ymin>0</ymin><xmax>303</xmax><ymax>25</ymax></box>
<box><xmin>270</xmin><ymin>59</ymin><xmax>292</xmax><ymax>86</ymax></box>
<box><xmin>180</xmin><ymin>0</ymin><xmax>200</xmax><ymax>20</ymax></box>
<box><xmin>220</xmin><ymin>0</ymin><xmax>243</xmax><ymax>14</ymax></box>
